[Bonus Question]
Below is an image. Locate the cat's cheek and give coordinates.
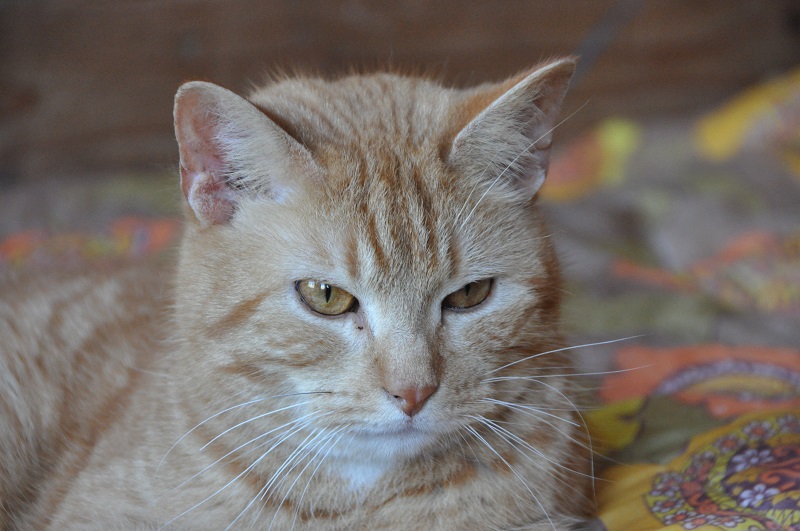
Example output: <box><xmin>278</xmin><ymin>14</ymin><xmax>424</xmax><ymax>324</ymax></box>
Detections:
<box><xmin>439</xmin><ymin>308</ymin><xmax>525</xmax><ymax>408</ymax></box>
<box><xmin>280</xmin><ymin>312</ymin><xmax>368</xmax><ymax>390</ymax></box>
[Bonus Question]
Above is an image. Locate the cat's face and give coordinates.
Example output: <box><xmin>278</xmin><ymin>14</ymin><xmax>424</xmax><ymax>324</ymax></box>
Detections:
<box><xmin>172</xmin><ymin>60</ymin><xmax>573</xmax><ymax>482</ymax></box>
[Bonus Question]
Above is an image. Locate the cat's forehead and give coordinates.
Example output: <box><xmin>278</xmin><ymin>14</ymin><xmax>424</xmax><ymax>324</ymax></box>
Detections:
<box><xmin>296</xmin><ymin>149</ymin><xmax>529</xmax><ymax>298</ymax></box>
<box><xmin>339</xmin><ymin>153</ymin><xmax>456</xmax><ymax>292</ymax></box>
<box><xmin>248</xmin><ymin>73</ymin><xmax>458</xmax><ymax>151</ymax></box>
<box><xmin>248</xmin><ymin>75</ymin><xmax>468</xmax><ymax>284</ymax></box>
<box><xmin>244</xmin><ymin>73</ymin><xmax>543</xmax><ymax>294</ymax></box>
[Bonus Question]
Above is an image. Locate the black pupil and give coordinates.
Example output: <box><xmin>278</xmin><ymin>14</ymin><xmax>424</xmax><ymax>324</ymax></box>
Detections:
<box><xmin>464</xmin><ymin>283</ymin><xmax>471</xmax><ymax>296</ymax></box>
<box><xmin>324</xmin><ymin>284</ymin><xmax>332</xmax><ymax>302</ymax></box>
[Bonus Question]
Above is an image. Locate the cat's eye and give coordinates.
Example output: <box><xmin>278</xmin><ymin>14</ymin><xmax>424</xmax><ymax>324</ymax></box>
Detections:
<box><xmin>296</xmin><ymin>280</ymin><xmax>357</xmax><ymax>316</ymax></box>
<box><xmin>442</xmin><ymin>279</ymin><xmax>493</xmax><ymax>310</ymax></box>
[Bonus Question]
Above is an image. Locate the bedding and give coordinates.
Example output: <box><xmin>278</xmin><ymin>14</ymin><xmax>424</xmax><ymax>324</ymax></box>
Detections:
<box><xmin>549</xmin><ymin>68</ymin><xmax>800</xmax><ymax>530</ymax></box>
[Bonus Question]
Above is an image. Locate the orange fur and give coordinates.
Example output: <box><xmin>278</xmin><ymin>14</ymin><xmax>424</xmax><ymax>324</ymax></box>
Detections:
<box><xmin>1</xmin><ymin>58</ymin><xmax>592</xmax><ymax>529</ymax></box>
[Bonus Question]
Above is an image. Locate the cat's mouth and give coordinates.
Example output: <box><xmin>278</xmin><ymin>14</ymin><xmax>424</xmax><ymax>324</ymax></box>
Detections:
<box><xmin>342</xmin><ymin>415</ymin><xmax>462</xmax><ymax>460</ymax></box>
<box><xmin>360</xmin><ymin>412</ymin><xmax>453</xmax><ymax>437</ymax></box>
<box><xmin>359</xmin><ymin>421</ymin><xmax>429</xmax><ymax>438</ymax></box>
<box><xmin>373</xmin><ymin>423</ymin><xmax>427</xmax><ymax>437</ymax></box>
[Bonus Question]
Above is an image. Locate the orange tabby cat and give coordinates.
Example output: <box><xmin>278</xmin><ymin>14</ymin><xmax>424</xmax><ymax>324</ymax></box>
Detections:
<box><xmin>0</xmin><ymin>57</ymin><xmax>592</xmax><ymax>529</ymax></box>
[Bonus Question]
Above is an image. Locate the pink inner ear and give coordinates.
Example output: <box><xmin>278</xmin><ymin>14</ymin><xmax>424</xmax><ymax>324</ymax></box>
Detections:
<box><xmin>181</xmin><ymin>166</ymin><xmax>236</xmax><ymax>226</ymax></box>
<box><xmin>176</xmin><ymin>96</ymin><xmax>238</xmax><ymax>226</ymax></box>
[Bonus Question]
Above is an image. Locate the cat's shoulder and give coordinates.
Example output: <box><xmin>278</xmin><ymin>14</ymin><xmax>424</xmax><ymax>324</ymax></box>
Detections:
<box><xmin>1</xmin><ymin>259</ymin><xmax>170</xmax><ymax>315</ymax></box>
<box><xmin>0</xmin><ymin>259</ymin><xmax>173</xmax><ymax>529</ymax></box>
<box><xmin>0</xmin><ymin>258</ymin><xmax>173</xmax><ymax>368</ymax></box>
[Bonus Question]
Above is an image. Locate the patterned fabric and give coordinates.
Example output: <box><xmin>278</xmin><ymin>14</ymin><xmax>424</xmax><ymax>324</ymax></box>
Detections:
<box><xmin>541</xmin><ymin>68</ymin><xmax>800</xmax><ymax>349</ymax></box>
<box><xmin>613</xmin><ymin>231</ymin><xmax>800</xmax><ymax>316</ymax></box>
<box><xmin>550</xmin><ymin>68</ymin><xmax>800</xmax><ymax>531</ymax></box>
<box><xmin>599</xmin><ymin>410</ymin><xmax>800</xmax><ymax>530</ymax></box>
<box><xmin>589</xmin><ymin>345</ymin><xmax>800</xmax><ymax>530</ymax></box>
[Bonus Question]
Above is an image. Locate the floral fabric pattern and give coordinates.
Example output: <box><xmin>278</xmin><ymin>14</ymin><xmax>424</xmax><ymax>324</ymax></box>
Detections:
<box><xmin>556</xmin><ymin>69</ymin><xmax>800</xmax><ymax>530</ymax></box>
<box><xmin>644</xmin><ymin>414</ymin><xmax>800</xmax><ymax>530</ymax></box>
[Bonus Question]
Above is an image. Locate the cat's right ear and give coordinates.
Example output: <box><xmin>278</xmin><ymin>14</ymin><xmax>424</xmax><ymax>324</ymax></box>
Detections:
<box><xmin>448</xmin><ymin>58</ymin><xmax>575</xmax><ymax>202</ymax></box>
<box><xmin>174</xmin><ymin>81</ymin><xmax>319</xmax><ymax>227</ymax></box>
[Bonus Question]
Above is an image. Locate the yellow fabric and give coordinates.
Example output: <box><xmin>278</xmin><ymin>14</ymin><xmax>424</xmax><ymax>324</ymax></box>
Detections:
<box><xmin>595</xmin><ymin>410</ymin><xmax>800</xmax><ymax>530</ymax></box>
<box><xmin>695</xmin><ymin>67</ymin><xmax>800</xmax><ymax>177</ymax></box>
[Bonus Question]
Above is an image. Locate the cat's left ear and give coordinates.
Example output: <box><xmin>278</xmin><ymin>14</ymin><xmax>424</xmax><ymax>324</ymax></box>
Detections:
<box><xmin>449</xmin><ymin>57</ymin><xmax>575</xmax><ymax>201</ymax></box>
<box><xmin>174</xmin><ymin>81</ymin><xmax>319</xmax><ymax>227</ymax></box>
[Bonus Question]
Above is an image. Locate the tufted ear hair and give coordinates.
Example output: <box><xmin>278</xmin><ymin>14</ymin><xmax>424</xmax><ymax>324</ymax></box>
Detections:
<box><xmin>449</xmin><ymin>57</ymin><xmax>575</xmax><ymax>201</ymax></box>
<box><xmin>173</xmin><ymin>81</ymin><xmax>319</xmax><ymax>227</ymax></box>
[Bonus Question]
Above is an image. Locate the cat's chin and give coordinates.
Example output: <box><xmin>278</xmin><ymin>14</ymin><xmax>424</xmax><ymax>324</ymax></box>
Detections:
<box><xmin>328</xmin><ymin>424</ymin><xmax>446</xmax><ymax>492</ymax></box>
<box><xmin>336</xmin><ymin>418</ymin><xmax>449</xmax><ymax>464</ymax></box>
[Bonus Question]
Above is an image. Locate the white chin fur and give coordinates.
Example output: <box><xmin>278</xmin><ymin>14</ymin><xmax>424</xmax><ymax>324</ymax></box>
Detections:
<box><xmin>354</xmin><ymin>427</ymin><xmax>436</xmax><ymax>459</ymax></box>
<box><xmin>328</xmin><ymin>426</ymin><xmax>439</xmax><ymax>491</ymax></box>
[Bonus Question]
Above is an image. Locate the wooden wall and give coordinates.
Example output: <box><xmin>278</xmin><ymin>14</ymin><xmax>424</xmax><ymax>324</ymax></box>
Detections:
<box><xmin>1</xmin><ymin>0</ymin><xmax>799</xmax><ymax>183</ymax></box>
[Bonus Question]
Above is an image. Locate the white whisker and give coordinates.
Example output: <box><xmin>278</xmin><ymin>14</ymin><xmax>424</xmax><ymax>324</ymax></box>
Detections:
<box><xmin>201</xmin><ymin>400</ymin><xmax>314</xmax><ymax>451</ymax></box>
<box><xmin>289</xmin><ymin>426</ymin><xmax>350</xmax><ymax>530</ymax></box>
<box><xmin>156</xmin><ymin>395</ymin><xmax>273</xmax><ymax>477</ymax></box>
<box><xmin>481</xmin><ymin>397</ymin><xmax>580</xmax><ymax>427</ymax></box>
<box><xmin>230</xmin><ymin>428</ymin><xmax>324</xmax><ymax>530</ymax></box>
<box><xmin>471</xmin><ymin>415</ymin><xmax>595</xmax><ymax>485</ymax></box>
<box><xmin>242</xmin><ymin>415</ymin><xmax>340</xmax><ymax>528</ymax></box>
<box><xmin>487</xmin><ymin>336</ymin><xmax>643</xmax><ymax>375</ymax></box>
<box><xmin>484</xmin><ymin>400</ymin><xmax>593</xmax><ymax>458</ymax></box>
<box><xmin>485</xmin><ymin>365</ymin><xmax>650</xmax><ymax>382</ymax></box>
<box><xmin>162</xmin><ymin>410</ymin><xmax>331</xmax><ymax>500</ymax></box>
<box><xmin>159</xmin><ymin>411</ymin><xmax>330</xmax><ymax>529</ymax></box>
<box><xmin>464</xmin><ymin>425</ymin><xmax>557</xmax><ymax>531</ymax></box>
<box><xmin>260</xmin><ymin>428</ymin><xmax>324</xmax><ymax>503</ymax></box>
<box><xmin>270</xmin><ymin>425</ymin><xmax>350</xmax><ymax>530</ymax></box>
<box><xmin>156</xmin><ymin>392</ymin><xmax>328</xmax><ymax>476</ymax></box>
<box><xmin>522</xmin><ymin>377</ymin><xmax>597</xmax><ymax>500</ymax></box>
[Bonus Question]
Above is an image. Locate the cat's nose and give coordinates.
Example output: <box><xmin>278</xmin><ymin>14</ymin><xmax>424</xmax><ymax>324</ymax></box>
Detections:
<box><xmin>385</xmin><ymin>385</ymin><xmax>438</xmax><ymax>417</ymax></box>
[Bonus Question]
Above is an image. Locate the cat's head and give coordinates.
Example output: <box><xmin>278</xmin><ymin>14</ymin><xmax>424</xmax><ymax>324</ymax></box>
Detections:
<box><xmin>172</xmin><ymin>59</ymin><xmax>575</xmax><ymax>470</ymax></box>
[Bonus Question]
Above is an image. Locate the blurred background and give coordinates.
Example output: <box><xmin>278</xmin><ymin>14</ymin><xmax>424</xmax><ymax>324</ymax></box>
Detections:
<box><xmin>2</xmin><ymin>0</ymin><xmax>799</xmax><ymax>184</ymax></box>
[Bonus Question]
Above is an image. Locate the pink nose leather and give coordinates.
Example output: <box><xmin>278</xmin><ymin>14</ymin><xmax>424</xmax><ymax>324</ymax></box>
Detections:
<box><xmin>386</xmin><ymin>385</ymin><xmax>437</xmax><ymax>417</ymax></box>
